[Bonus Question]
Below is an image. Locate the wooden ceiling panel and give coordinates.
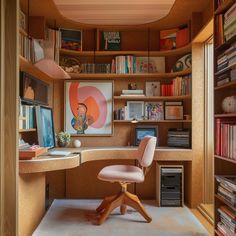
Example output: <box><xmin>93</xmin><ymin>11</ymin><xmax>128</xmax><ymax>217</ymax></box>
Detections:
<box><xmin>53</xmin><ymin>0</ymin><xmax>175</xmax><ymax>25</ymax></box>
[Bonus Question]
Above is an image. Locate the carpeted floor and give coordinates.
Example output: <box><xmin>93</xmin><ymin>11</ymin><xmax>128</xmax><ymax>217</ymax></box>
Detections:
<box><xmin>33</xmin><ymin>200</ymin><xmax>210</xmax><ymax>236</ymax></box>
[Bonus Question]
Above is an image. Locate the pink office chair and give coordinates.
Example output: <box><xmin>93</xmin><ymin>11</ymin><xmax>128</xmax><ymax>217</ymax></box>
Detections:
<box><xmin>96</xmin><ymin>136</ymin><xmax>157</xmax><ymax>225</ymax></box>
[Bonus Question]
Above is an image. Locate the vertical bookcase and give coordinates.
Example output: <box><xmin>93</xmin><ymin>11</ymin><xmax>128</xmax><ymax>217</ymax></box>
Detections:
<box><xmin>213</xmin><ymin>0</ymin><xmax>236</xmax><ymax>235</ymax></box>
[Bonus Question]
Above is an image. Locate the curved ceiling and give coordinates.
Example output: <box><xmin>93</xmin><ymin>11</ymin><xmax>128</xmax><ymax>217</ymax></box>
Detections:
<box><xmin>53</xmin><ymin>0</ymin><xmax>175</xmax><ymax>25</ymax></box>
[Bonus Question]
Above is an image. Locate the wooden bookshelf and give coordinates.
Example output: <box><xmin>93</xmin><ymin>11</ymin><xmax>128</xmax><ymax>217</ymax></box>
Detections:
<box><xmin>114</xmin><ymin>120</ymin><xmax>192</xmax><ymax>123</ymax></box>
<box><xmin>214</xmin><ymin>113</ymin><xmax>236</xmax><ymax>118</ymax></box>
<box><xmin>68</xmin><ymin>68</ymin><xmax>192</xmax><ymax>79</ymax></box>
<box><xmin>215</xmin><ymin>155</ymin><xmax>236</xmax><ymax>164</ymax></box>
<box><xmin>214</xmin><ymin>1</ymin><xmax>236</xmax><ymax>235</ymax></box>
<box><xmin>114</xmin><ymin>95</ymin><xmax>191</xmax><ymax>101</ymax></box>
<box><xmin>60</xmin><ymin>43</ymin><xmax>192</xmax><ymax>57</ymax></box>
<box><xmin>214</xmin><ymin>79</ymin><xmax>236</xmax><ymax>90</ymax></box>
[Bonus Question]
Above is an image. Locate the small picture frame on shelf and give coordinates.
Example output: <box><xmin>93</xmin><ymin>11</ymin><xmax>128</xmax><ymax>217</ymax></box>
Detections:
<box><xmin>35</xmin><ymin>106</ymin><xmax>56</xmax><ymax>149</ymax></box>
<box><xmin>127</xmin><ymin>101</ymin><xmax>144</xmax><ymax>120</ymax></box>
<box><xmin>60</xmin><ymin>28</ymin><xmax>82</xmax><ymax>51</ymax></box>
<box><xmin>145</xmin><ymin>81</ymin><xmax>161</xmax><ymax>96</ymax></box>
<box><xmin>165</xmin><ymin>101</ymin><xmax>183</xmax><ymax>120</ymax></box>
<box><xmin>134</xmin><ymin>126</ymin><xmax>158</xmax><ymax>146</ymax></box>
<box><xmin>145</xmin><ymin>102</ymin><xmax>164</xmax><ymax>120</ymax></box>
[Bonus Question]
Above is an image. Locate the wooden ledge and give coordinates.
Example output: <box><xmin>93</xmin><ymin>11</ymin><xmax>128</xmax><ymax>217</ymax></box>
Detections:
<box><xmin>19</xmin><ymin>147</ymin><xmax>192</xmax><ymax>174</ymax></box>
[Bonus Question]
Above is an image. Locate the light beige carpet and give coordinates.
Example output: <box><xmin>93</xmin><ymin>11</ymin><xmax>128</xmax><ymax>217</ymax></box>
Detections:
<box><xmin>33</xmin><ymin>200</ymin><xmax>210</xmax><ymax>236</ymax></box>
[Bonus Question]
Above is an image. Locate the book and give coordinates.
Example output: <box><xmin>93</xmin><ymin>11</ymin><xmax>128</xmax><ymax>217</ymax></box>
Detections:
<box><xmin>102</xmin><ymin>32</ymin><xmax>121</xmax><ymax>51</ymax></box>
<box><xmin>19</xmin><ymin>147</ymin><xmax>48</xmax><ymax>160</ymax></box>
<box><xmin>160</xmin><ymin>28</ymin><xmax>178</xmax><ymax>51</ymax></box>
<box><xmin>176</xmin><ymin>27</ymin><xmax>189</xmax><ymax>48</ymax></box>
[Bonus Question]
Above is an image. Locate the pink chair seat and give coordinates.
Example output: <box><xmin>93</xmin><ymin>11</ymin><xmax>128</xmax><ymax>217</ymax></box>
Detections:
<box><xmin>98</xmin><ymin>165</ymin><xmax>144</xmax><ymax>183</ymax></box>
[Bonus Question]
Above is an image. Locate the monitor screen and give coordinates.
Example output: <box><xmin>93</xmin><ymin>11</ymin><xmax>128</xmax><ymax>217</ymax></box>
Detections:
<box><xmin>135</xmin><ymin>127</ymin><xmax>157</xmax><ymax>146</ymax></box>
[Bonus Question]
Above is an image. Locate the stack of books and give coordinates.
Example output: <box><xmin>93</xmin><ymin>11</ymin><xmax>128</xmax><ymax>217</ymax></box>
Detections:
<box><xmin>216</xmin><ymin>176</ymin><xmax>236</xmax><ymax>206</ymax></box>
<box><xmin>81</xmin><ymin>63</ymin><xmax>111</xmax><ymax>73</ymax></box>
<box><xmin>19</xmin><ymin>104</ymin><xmax>35</xmax><ymax>130</ymax></box>
<box><xmin>115</xmin><ymin>55</ymin><xmax>135</xmax><ymax>74</ymax></box>
<box><xmin>167</xmin><ymin>128</ymin><xmax>191</xmax><ymax>148</ymax></box>
<box><xmin>161</xmin><ymin>75</ymin><xmax>191</xmax><ymax>96</ymax></box>
<box><xmin>217</xmin><ymin>205</ymin><xmax>236</xmax><ymax>236</ymax></box>
<box><xmin>114</xmin><ymin>106</ymin><xmax>128</xmax><ymax>120</ymax></box>
<box><xmin>120</xmin><ymin>90</ymin><xmax>144</xmax><ymax>97</ymax></box>
<box><xmin>216</xmin><ymin>68</ymin><xmax>236</xmax><ymax>87</ymax></box>
<box><xmin>19</xmin><ymin>34</ymin><xmax>33</xmax><ymax>62</ymax></box>
<box><xmin>224</xmin><ymin>3</ymin><xmax>236</xmax><ymax>42</ymax></box>
<box><xmin>217</xmin><ymin>43</ymin><xmax>236</xmax><ymax>73</ymax></box>
<box><xmin>215</xmin><ymin>119</ymin><xmax>236</xmax><ymax>159</ymax></box>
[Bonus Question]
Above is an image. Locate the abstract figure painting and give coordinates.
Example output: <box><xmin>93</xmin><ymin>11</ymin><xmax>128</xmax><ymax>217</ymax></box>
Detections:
<box><xmin>65</xmin><ymin>81</ymin><xmax>113</xmax><ymax>135</ymax></box>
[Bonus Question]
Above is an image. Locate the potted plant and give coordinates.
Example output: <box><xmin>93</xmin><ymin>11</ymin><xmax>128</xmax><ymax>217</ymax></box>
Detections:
<box><xmin>56</xmin><ymin>131</ymin><xmax>71</xmax><ymax>147</ymax></box>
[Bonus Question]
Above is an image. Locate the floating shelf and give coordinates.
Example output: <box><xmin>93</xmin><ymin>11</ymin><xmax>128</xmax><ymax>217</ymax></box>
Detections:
<box><xmin>114</xmin><ymin>120</ymin><xmax>192</xmax><ymax>123</ymax></box>
<box><xmin>215</xmin><ymin>155</ymin><xmax>236</xmax><ymax>164</ymax></box>
<box><xmin>60</xmin><ymin>43</ymin><xmax>192</xmax><ymax>57</ymax></box>
<box><xmin>114</xmin><ymin>95</ymin><xmax>191</xmax><ymax>101</ymax></box>
<box><xmin>214</xmin><ymin>229</ymin><xmax>222</xmax><ymax>236</ymax></box>
<box><xmin>215</xmin><ymin>34</ymin><xmax>236</xmax><ymax>52</ymax></box>
<box><xmin>69</xmin><ymin>68</ymin><xmax>192</xmax><ymax>80</ymax></box>
<box><xmin>19</xmin><ymin>128</ymin><xmax>37</xmax><ymax>133</ymax></box>
<box><xmin>214</xmin><ymin>0</ymin><xmax>234</xmax><ymax>15</ymax></box>
<box><xmin>214</xmin><ymin>113</ymin><xmax>236</xmax><ymax>118</ymax></box>
<box><xmin>214</xmin><ymin>80</ymin><xmax>236</xmax><ymax>91</ymax></box>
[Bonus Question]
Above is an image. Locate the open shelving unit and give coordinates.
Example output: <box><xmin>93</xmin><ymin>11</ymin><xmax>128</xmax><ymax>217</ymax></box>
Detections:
<box><xmin>213</xmin><ymin>0</ymin><xmax>236</xmax><ymax>235</ymax></box>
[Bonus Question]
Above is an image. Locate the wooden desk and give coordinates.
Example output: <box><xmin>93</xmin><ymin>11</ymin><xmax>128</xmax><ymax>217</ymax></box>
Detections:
<box><xmin>19</xmin><ymin>146</ymin><xmax>192</xmax><ymax>236</ymax></box>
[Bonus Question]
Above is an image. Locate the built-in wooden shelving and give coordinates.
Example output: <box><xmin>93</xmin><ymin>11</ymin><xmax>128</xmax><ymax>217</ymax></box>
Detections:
<box><xmin>214</xmin><ymin>0</ymin><xmax>234</xmax><ymax>15</ymax></box>
<box><xmin>214</xmin><ymin>80</ymin><xmax>236</xmax><ymax>90</ymax></box>
<box><xmin>215</xmin><ymin>155</ymin><xmax>236</xmax><ymax>164</ymax></box>
<box><xmin>19</xmin><ymin>128</ymin><xmax>37</xmax><ymax>133</ymax></box>
<box><xmin>114</xmin><ymin>95</ymin><xmax>191</xmax><ymax>101</ymax></box>
<box><xmin>68</xmin><ymin>68</ymin><xmax>192</xmax><ymax>80</ymax></box>
<box><xmin>60</xmin><ymin>43</ymin><xmax>192</xmax><ymax>57</ymax></box>
<box><xmin>214</xmin><ymin>113</ymin><xmax>236</xmax><ymax>118</ymax></box>
<box><xmin>114</xmin><ymin>120</ymin><xmax>192</xmax><ymax>123</ymax></box>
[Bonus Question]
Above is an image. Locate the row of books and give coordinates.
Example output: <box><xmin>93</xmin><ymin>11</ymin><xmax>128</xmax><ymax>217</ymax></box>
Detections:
<box><xmin>217</xmin><ymin>43</ymin><xmax>236</xmax><ymax>73</ymax></box>
<box><xmin>20</xmin><ymin>28</ymin><xmax>60</xmax><ymax>64</ymax></box>
<box><xmin>19</xmin><ymin>105</ymin><xmax>35</xmax><ymax>130</ymax></box>
<box><xmin>224</xmin><ymin>3</ymin><xmax>236</xmax><ymax>42</ymax></box>
<box><xmin>217</xmin><ymin>204</ymin><xmax>236</xmax><ymax>236</ymax></box>
<box><xmin>161</xmin><ymin>76</ymin><xmax>191</xmax><ymax>96</ymax></box>
<box><xmin>216</xmin><ymin>68</ymin><xmax>236</xmax><ymax>87</ymax></box>
<box><xmin>80</xmin><ymin>63</ymin><xmax>111</xmax><ymax>73</ymax></box>
<box><xmin>216</xmin><ymin>175</ymin><xmax>236</xmax><ymax>207</ymax></box>
<box><xmin>215</xmin><ymin>119</ymin><xmax>236</xmax><ymax>159</ymax></box>
<box><xmin>215</xmin><ymin>3</ymin><xmax>236</xmax><ymax>48</ymax></box>
<box><xmin>113</xmin><ymin>56</ymin><xmax>165</xmax><ymax>74</ymax></box>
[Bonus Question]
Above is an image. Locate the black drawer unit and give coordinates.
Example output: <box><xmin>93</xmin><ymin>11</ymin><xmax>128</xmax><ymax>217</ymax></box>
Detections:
<box><xmin>160</xmin><ymin>166</ymin><xmax>183</xmax><ymax>207</ymax></box>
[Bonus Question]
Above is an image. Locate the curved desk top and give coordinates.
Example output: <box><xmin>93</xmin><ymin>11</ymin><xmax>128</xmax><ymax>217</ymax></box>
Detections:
<box><xmin>19</xmin><ymin>146</ymin><xmax>192</xmax><ymax>174</ymax></box>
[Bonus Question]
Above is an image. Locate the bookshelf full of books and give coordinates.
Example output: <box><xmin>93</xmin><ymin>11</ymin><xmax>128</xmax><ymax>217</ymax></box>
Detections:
<box><xmin>214</xmin><ymin>1</ymin><xmax>236</xmax><ymax>235</ymax></box>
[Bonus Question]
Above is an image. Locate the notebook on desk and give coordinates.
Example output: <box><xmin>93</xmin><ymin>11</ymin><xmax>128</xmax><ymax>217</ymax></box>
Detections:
<box><xmin>48</xmin><ymin>151</ymin><xmax>72</xmax><ymax>156</ymax></box>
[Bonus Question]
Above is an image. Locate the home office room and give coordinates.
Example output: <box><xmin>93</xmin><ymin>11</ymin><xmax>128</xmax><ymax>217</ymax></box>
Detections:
<box><xmin>1</xmin><ymin>0</ymin><xmax>236</xmax><ymax>235</ymax></box>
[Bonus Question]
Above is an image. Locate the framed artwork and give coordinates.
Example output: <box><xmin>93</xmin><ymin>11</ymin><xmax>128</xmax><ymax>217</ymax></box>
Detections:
<box><xmin>127</xmin><ymin>101</ymin><xmax>144</xmax><ymax>120</ymax></box>
<box><xmin>145</xmin><ymin>102</ymin><xmax>164</xmax><ymax>120</ymax></box>
<box><xmin>35</xmin><ymin>106</ymin><xmax>56</xmax><ymax>149</ymax></box>
<box><xmin>60</xmin><ymin>28</ymin><xmax>82</xmax><ymax>51</ymax></box>
<box><xmin>135</xmin><ymin>57</ymin><xmax>165</xmax><ymax>73</ymax></box>
<box><xmin>165</xmin><ymin>101</ymin><xmax>183</xmax><ymax>120</ymax></box>
<box><xmin>65</xmin><ymin>80</ymin><xmax>113</xmax><ymax>136</ymax></box>
<box><xmin>145</xmin><ymin>81</ymin><xmax>160</xmax><ymax>96</ymax></box>
<box><xmin>134</xmin><ymin>126</ymin><xmax>158</xmax><ymax>146</ymax></box>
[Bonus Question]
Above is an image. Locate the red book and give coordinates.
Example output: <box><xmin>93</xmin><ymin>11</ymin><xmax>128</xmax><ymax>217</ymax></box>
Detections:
<box><xmin>215</xmin><ymin>118</ymin><xmax>221</xmax><ymax>156</ymax></box>
<box><xmin>161</xmin><ymin>84</ymin><xmax>165</xmax><ymax>96</ymax></box>
<box><xmin>176</xmin><ymin>28</ymin><xmax>189</xmax><ymax>48</ymax></box>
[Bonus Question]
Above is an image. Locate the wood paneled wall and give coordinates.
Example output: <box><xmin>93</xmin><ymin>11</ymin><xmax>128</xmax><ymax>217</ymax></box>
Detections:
<box><xmin>0</xmin><ymin>0</ymin><xmax>19</xmax><ymax>235</ymax></box>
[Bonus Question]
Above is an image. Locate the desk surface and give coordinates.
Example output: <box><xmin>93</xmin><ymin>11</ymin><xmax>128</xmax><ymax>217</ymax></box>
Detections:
<box><xmin>19</xmin><ymin>146</ymin><xmax>192</xmax><ymax>174</ymax></box>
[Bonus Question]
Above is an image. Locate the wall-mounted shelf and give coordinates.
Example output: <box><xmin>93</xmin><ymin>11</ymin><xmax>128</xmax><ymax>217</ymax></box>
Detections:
<box><xmin>19</xmin><ymin>128</ymin><xmax>37</xmax><ymax>133</ymax></box>
<box><xmin>68</xmin><ymin>68</ymin><xmax>192</xmax><ymax>80</ymax></box>
<box><xmin>114</xmin><ymin>120</ymin><xmax>192</xmax><ymax>123</ymax></box>
<box><xmin>215</xmin><ymin>155</ymin><xmax>236</xmax><ymax>164</ymax></box>
<box><xmin>114</xmin><ymin>95</ymin><xmax>191</xmax><ymax>101</ymax></box>
<box><xmin>214</xmin><ymin>113</ymin><xmax>236</xmax><ymax>118</ymax></box>
<box><xmin>60</xmin><ymin>43</ymin><xmax>192</xmax><ymax>57</ymax></box>
<box><xmin>214</xmin><ymin>0</ymin><xmax>234</xmax><ymax>15</ymax></box>
<box><xmin>214</xmin><ymin>80</ymin><xmax>236</xmax><ymax>91</ymax></box>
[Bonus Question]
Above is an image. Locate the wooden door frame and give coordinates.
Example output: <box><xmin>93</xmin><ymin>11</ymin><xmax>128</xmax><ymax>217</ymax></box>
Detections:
<box><xmin>0</xmin><ymin>0</ymin><xmax>19</xmax><ymax>235</ymax></box>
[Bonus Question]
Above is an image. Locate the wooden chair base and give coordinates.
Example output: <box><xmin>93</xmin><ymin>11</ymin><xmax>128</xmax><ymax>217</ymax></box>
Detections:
<box><xmin>96</xmin><ymin>190</ymin><xmax>152</xmax><ymax>225</ymax></box>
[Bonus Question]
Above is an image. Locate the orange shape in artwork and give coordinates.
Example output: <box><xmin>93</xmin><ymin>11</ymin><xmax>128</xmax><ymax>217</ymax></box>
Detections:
<box><xmin>83</xmin><ymin>96</ymin><xmax>100</xmax><ymax>125</ymax></box>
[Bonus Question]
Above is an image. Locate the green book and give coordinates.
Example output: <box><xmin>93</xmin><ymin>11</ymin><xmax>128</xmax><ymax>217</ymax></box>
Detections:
<box><xmin>102</xmin><ymin>32</ymin><xmax>121</xmax><ymax>51</ymax></box>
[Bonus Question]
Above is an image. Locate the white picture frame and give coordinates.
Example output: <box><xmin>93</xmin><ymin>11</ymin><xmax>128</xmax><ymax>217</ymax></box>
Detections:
<box><xmin>127</xmin><ymin>101</ymin><xmax>144</xmax><ymax>120</ymax></box>
<box><xmin>145</xmin><ymin>81</ymin><xmax>161</xmax><ymax>96</ymax></box>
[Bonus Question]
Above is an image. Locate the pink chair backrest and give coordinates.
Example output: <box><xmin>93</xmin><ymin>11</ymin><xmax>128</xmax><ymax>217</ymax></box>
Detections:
<box><xmin>137</xmin><ymin>136</ymin><xmax>157</xmax><ymax>167</ymax></box>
